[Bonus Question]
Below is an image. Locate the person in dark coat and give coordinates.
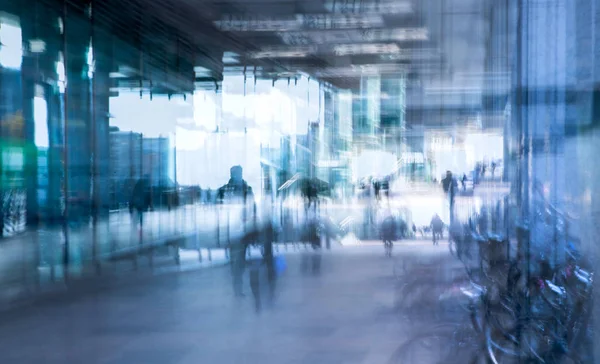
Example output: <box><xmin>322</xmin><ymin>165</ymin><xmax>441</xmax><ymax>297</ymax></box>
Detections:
<box><xmin>381</xmin><ymin>213</ymin><xmax>397</xmax><ymax>257</ymax></box>
<box><xmin>431</xmin><ymin>213</ymin><xmax>444</xmax><ymax>245</ymax></box>
<box><xmin>441</xmin><ymin>171</ymin><xmax>458</xmax><ymax>222</ymax></box>
<box><xmin>129</xmin><ymin>175</ymin><xmax>151</xmax><ymax>226</ymax></box>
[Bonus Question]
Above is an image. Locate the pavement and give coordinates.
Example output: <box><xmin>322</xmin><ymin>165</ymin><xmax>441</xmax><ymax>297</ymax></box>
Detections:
<box><xmin>0</xmin><ymin>241</ymin><xmax>470</xmax><ymax>364</ymax></box>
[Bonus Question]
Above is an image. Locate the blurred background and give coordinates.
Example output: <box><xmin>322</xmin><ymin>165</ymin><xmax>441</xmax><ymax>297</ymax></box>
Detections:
<box><xmin>0</xmin><ymin>0</ymin><xmax>597</xmax><ymax>363</ymax></box>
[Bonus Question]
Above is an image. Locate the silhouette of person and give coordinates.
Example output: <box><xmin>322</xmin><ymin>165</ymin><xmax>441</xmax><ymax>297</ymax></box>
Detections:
<box><xmin>129</xmin><ymin>175</ymin><xmax>151</xmax><ymax>226</ymax></box>
<box><xmin>218</xmin><ymin>166</ymin><xmax>255</xmax><ymax>297</ymax></box>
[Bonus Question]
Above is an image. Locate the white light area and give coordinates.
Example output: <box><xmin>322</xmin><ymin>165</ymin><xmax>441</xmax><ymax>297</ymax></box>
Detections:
<box><xmin>325</xmin><ymin>0</ymin><xmax>412</xmax><ymax>14</ymax></box>
<box><xmin>109</xmin><ymin>92</ymin><xmax>188</xmax><ymax>137</ymax></box>
<box><xmin>333</xmin><ymin>43</ymin><xmax>400</xmax><ymax>56</ymax></box>
<box><xmin>300</xmin><ymin>14</ymin><xmax>384</xmax><ymax>29</ymax></box>
<box><xmin>308</xmin><ymin>78</ymin><xmax>320</xmax><ymax>122</ymax></box>
<box><xmin>177</xmin><ymin>132</ymin><xmax>262</xmax><ymax>196</ymax></box>
<box><xmin>56</xmin><ymin>52</ymin><xmax>66</xmax><ymax>93</ymax></box>
<box><xmin>215</xmin><ymin>18</ymin><xmax>301</xmax><ymax>32</ymax></box>
<box><xmin>86</xmin><ymin>40</ymin><xmax>95</xmax><ymax>78</ymax></box>
<box><xmin>352</xmin><ymin>150</ymin><xmax>397</xmax><ymax>180</ymax></box>
<box><xmin>175</xmin><ymin>126</ymin><xmax>205</xmax><ymax>151</ymax></box>
<box><xmin>29</xmin><ymin>39</ymin><xmax>46</xmax><ymax>53</ymax></box>
<box><xmin>282</xmin><ymin>27</ymin><xmax>428</xmax><ymax>45</ymax></box>
<box><xmin>33</xmin><ymin>96</ymin><xmax>49</xmax><ymax>148</ymax></box>
<box><xmin>0</xmin><ymin>19</ymin><xmax>22</xmax><ymax>70</ymax></box>
<box><xmin>193</xmin><ymin>90</ymin><xmax>217</xmax><ymax>131</ymax></box>
<box><xmin>465</xmin><ymin>133</ymin><xmax>503</xmax><ymax>161</ymax></box>
<box><xmin>249</xmin><ymin>46</ymin><xmax>315</xmax><ymax>59</ymax></box>
<box><xmin>218</xmin><ymin>75</ymin><xmax>311</xmax><ymax>135</ymax></box>
<box><xmin>109</xmin><ymin>72</ymin><xmax>127</xmax><ymax>78</ymax></box>
<box><xmin>432</xmin><ymin>149</ymin><xmax>469</xmax><ymax>180</ymax></box>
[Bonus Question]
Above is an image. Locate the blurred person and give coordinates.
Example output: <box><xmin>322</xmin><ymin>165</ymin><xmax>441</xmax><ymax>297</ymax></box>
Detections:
<box><xmin>491</xmin><ymin>161</ymin><xmax>497</xmax><ymax>179</ymax></box>
<box><xmin>302</xmin><ymin>178</ymin><xmax>318</xmax><ymax>212</ymax></box>
<box><xmin>449</xmin><ymin>221</ymin><xmax>469</xmax><ymax>259</ymax></box>
<box><xmin>129</xmin><ymin>175</ymin><xmax>151</xmax><ymax>227</ymax></box>
<box><xmin>442</xmin><ymin>171</ymin><xmax>458</xmax><ymax>222</ymax></box>
<box><xmin>243</xmin><ymin>212</ymin><xmax>279</xmax><ymax>312</ymax></box>
<box><xmin>430</xmin><ymin>213</ymin><xmax>444</xmax><ymax>246</ymax></box>
<box><xmin>373</xmin><ymin>179</ymin><xmax>381</xmax><ymax>201</ymax></box>
<box><xmin>474</xmin><ymin>163</ymin><xmax>481</xmax><ymax>185</ymax></box>
<box><xmin>381</xmin><ymin>177</ymin><xmax>390</xmax><ymax>199</ymax></box>
<box><xmin>218</xmin><ymin>165</ymin><xmax>255</xmax><ymax>297</ymax></box>
<box><xmin>217</xmin><ymin>165</ymin><xmax>254</xmax><ymax>204</ymax></box>
<box><xmin>461</xmin><ymin>173</ymin><xmax>468</xmax><ymax>191</ymax></box>
<box><xmin>380</xmin><ymin>210</ymin><xmax>397</xmax><ymax>257</ymax></box>
<box><xmin>412</xmin><ymin>223</ymin><xmax>417</xmax><ymax>238</ymax></box>
<box><xmin>478</xmin><ymin>207</ymin><xmax>489</xmax><ymax>236</ymax></box>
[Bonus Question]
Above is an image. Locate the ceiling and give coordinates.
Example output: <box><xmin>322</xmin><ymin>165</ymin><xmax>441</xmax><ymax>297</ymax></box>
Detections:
<box><xmin>38</xmin><ymin>0</ymin><xmax>508</xmax><ymax>128</ymax></box>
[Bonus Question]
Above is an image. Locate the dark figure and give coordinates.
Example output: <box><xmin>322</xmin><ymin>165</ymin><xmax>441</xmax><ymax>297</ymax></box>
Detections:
<box><xmin>302</xmin><ymin>179</ymin><xmax>318</xmax><ymax>212</ymax></box>
<box><xmin>412</xmin><ymin>223</ymin><xmax>417</xmax><ymax>238</ymax></box>
<box><xmin>461</xmin><ymin>174</ymin><xmax>468</xmax><ymax>192</ymax></box>
<box><xmin>217</xmin><ymin>165</ymin><xmax>254</xmax><ymax>204</ymax></box>
<box><xmin>129</xmin><ymin>175</ymin><xmax>151</xmax><ymax>226</ymax></box>
<box><xmin>481</xmin><ymin>164</ymin><xmax>487</xmax><ymax>179</ymax></box>
<box><xmin>491</xmin><ymin>161</ymin><xmax>497</xmax><ymax>179</ymax></box>
<box><xmin>442</xmin><ymin>171</ymin><xmax>458</xmax><ymax>222</ymax></box>
<box><xmin>431</xmin><ymin>213</ymin><xmax>444</xmax><ymax>245</ymax></box>
<box><xmin>373</xmin><ymin>180</ymin><xmax>381</xmax><ymax>201</ymax></box>
<box><xmin>474</xmin><ymin>164</ymin><xmax>481</xmax><ymax>185</ymax></box>
<box><xmin>242</xmin><ymin>222</ymin><xmax>278</xmax><ymax>312</ymax></box>
<box><xmin>380</xmin><ymin>214</ymin><xmax>397</xmax><ymax>257</ymax></box>
<box><xmin>381</xmin><ymin>177</ymin><xmax>390</xmax><ymax>199</ymax></box>
<box><xmin>218</xmin><ymin>166</ymin><xmax>255</xmax><ymax>297</ymax></box>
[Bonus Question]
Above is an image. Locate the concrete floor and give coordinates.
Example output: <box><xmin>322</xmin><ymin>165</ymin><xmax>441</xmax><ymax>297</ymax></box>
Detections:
<box><xmin>0</xmin><ymin>241</ymin><xmax>474</xmax><ymax>364</ymax></box>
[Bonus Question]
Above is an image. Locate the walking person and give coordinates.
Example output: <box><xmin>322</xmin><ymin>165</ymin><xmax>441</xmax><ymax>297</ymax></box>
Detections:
<box><xmin>431</xmin><ymin>213</ymin><xmax>444</xmax><ymax>246</ymax></box>
<box><xmin>129</xmin><ymin>175</ymin><xmax>151</xmax><ymax>228</ymax></box>
<box><xmin>217</xmin><ymin>165</ymin><xmax>255</xmax><ymax>297</ymax></box>
<box><xmin>442</xmin><ymin>171</ymin><xmax>458</xmax><ymax>224</ymax></box>
<box><xmin>380</xmin><ymin>211</ymin><xmax>397</xmax><ymax>257</ymax></box>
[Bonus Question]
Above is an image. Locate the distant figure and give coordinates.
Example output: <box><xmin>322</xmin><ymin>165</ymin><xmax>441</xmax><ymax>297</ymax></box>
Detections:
<box><xmin>381</xmin><ymin>177</ymin><xmax>390</xmax><ymax>199</ymax></box>
<box><xmin>129</xmin><ymin>175</ymin><xmax>151</xmax><ymax>226</ymax></box>
<box><xmin>373</xmin><ymin>180</ymin><xmax>381</xmax><ymax>201</ymax></box>
<box><xmin>204</xmin><ymin>188</ymin><xmax>212</xmax><ymax>204</ymax></box>
<box><xmin>302</xmin><ymin>179</ymin><xmax>319</xmax><ymax>212</ymax></box>
<box><xmin>442</xmin><ymin>171</ymin><xmax>458</xmax><ymax>222</ymax></box>
<box><xmin>473</xmin><ymin>163</ymin><xmax>481</xmax><ymax>185</ymax></box>
<box><xmin>218</xmin><ymin>165</ymin><xmax>255</xmax><ymax>297</ymax></box>
<box><xmin>482</xmin><ymin>164</ymin><xmax>487</xmax><ymax>179</ymax></box>
<box><xmin>380</xmin><ymin>212</ymin><xmax>398</xmax><ymax>257</ymax></box>
<box><xmin>412</xmin><ymin>223</ymin><xmax>417</xmax><ymax>237</ymax></box>
<box><xmin>430</xmin><ymin>213</ymin><xmax>444</xmax><ymax>246</ymax></box>
<box><xmin>461</xmin><ymin>174</ymin><xmax>468</xmax><ymax>191</ymax></box>
<box><xmin>491</xmin><ymin>161</ymin><xmax>497</xmax><ymax>179</ymax></box>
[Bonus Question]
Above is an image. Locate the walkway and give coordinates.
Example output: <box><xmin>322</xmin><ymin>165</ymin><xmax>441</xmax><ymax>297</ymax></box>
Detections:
<box><xmin>0</xmin><ymin>242</ymin><xmax>465</xmax><ymax>364</ymax></box>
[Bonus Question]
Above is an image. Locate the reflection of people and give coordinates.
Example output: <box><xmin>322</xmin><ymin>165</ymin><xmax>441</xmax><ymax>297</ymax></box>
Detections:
<box><xmin>129</xmin><ymin>175</ymin><xmax>151</xmax><ymax>226</ymax></box>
